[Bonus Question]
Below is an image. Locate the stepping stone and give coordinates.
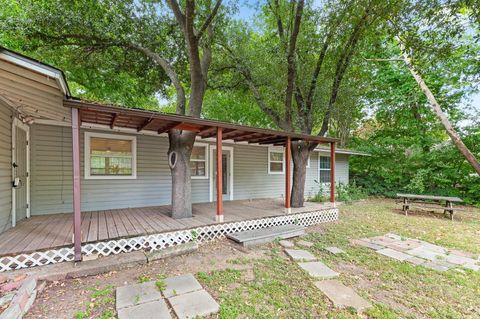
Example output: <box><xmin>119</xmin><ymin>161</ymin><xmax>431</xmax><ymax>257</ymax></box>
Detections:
<box><xmin>385</xmin><ymin>233</ymin><xmax>402</xmax><ymax>241</ymax></box>
<box><xmin>279</xmin><ymin>240</ymin><xmax>294</xmax><ymax>248</ymax></box>
<box><xmin>168</xmin><ymin>289</ymin><xmax>219</xmax><ymax>319</ymax></box>
<box><xmin>351</xmin><ymin>239</ymin><xmax>384</xmax><ymax>251</ymax></box>
<box><xmin>315</xmin><ymin>280</ymin><xmax>371</xmax><ymax>312</ymax></box>
<box><xmin>297</xmin><ymin>240</ymin><xmax>314</xmax><ymax>248</ymax></box>
<box><xmin>445</xmin><ymin>254</ymin><xmax>477</xmax><ymax>266</ymax></box>
<box><xmin>324</xmin><ymin>246</ymin><xmax>345</xmax><ymax>255</ymax></box>
<box><xmin>463</xmin><ymin>263</ymin><xmax>480</xmax><ymax>271</ymax></box>
<box><xmin>406</xmin><ymin>256</ymin><xmax>425</xmax><ymax>266</ymax></box>
<box><xmin>298</xmin><ymin>261</ymin><xmax>339</xmax><ymax>279</ymax></box>
<box><xmin>420</xmin><ymin>242</ymin><xmax>447</xmax><ymax>254</ymax></box>
<box><xmin>284</xmin><ymin>249</ymin><xmax>317</xmax><ymax>261</ymax></box>
<box><xmin>423</xmin><ymin>261</ymin><xmax>455</xmax><ymax>272</ymax></box>
<box><xmin>227</xmin><ymin>225</ymin><xmax>305</xmax><ymax>247</ymax></box>
<box><xmin>406</xmin><ymin>246</ymin><xmax>447</xmax><ymax>261</ymax></box>
<box><xmin>118</xmin><ymin>300</ymin><xmax>171</xmax><ymax>319</ymax></box>
<box><xmin>116</xmin><ymin>281</ymin><xmax>162</xmax><ymax>310</ymax></box>
<box><xmin>163</xmin><ymin>274</ymin><xmax>203</xmax><ymax>298</ymax></box>
<box><xmin>376</xmin><ymin>248</ymin><xmax>411</xmax><ymax>261</ymax></box>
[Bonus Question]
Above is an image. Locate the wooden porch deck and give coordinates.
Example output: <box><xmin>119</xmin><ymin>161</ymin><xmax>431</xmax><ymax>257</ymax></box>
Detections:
<box><xmin>0</xmin><ymin>199</ymin><xmax>332</xmax><ymax>257</ymax></box>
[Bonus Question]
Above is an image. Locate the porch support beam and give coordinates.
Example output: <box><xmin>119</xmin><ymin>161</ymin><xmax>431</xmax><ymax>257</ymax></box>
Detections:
<box><xmin>285</xmin><ymin>137</ymin><xmax>291</xmax><ymax>212</ymax></box>
<box><xmin>216</xmin><ymin>127</ymin><xmax>224</xmax><ymax>222</ymax></box>
<box><xmin>110</xmin><ymin>113</ymin><xmax>119</xmax><ymax>129</ymax></box>
<box><xmin>330</xmin><ymin>142</ymin><xmax>336</xmax><ymax>204</ymax></box>
<box><xmin>72</xmin><ymin>108</ymin><xmax>82</xmax><ymax>262</ymax></box>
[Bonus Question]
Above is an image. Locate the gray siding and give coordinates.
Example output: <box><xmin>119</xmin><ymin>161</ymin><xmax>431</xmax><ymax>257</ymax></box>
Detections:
<box><xmin>0</xmin><ymin>102</ymin><xmax>12</xmax><ymax>231</ymax></box>
<box><xmin>31</xmin><ymin>124</ymin><xmax>208</xmax><ymax>214</ymax></box>
<box><xmin>30</xmin><ymin>123</ymin><xmax>350</xmax><ymax>215</ymax></box>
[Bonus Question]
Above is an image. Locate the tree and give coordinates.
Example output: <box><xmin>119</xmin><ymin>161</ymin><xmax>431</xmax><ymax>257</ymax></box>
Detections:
<box><xmin>1</xmin><ymin>0</ymin><xmax>224</xmax><ymax>218</ymax></box>
<box><xmin>216</xmin><ymin>0</ymin><xmax>380</xmax><ymax>206</ymax></box>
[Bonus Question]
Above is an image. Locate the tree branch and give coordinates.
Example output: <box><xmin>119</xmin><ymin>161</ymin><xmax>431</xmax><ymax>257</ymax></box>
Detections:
<box><xmin>197</xmin><ymin>0</ymin><xmax>222</xmax><ymax>39</ymax></box>
<box><xmin>319</xmin><ymin>9</ymin><xmax>370</xmax><ymax>137</ymax></box>
<box><xmin>166</xmin><ymin>0</ymin><xmax>186</xmax><ymax>33</ymax></box>
<box><xmin>284</xmin><ymin>0</ymin><xmax>304</xmax><ymax>132</ymax></box>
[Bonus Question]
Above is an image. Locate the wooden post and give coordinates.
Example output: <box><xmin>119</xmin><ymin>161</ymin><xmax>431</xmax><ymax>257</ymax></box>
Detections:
<box><xmin>285</xmin><ymin>137</ymin><xmax>291</xmax><ymax>212</ymax></box>
<box><xmin>216</xmin><ymin>127</ymin><xmax>223</xmax><ymax>222</ymax></box>
<box><xmin>330</xmin><ymin>142</ymin><xmax>336</xmax><ymax>204</ymax></box>
<box><xmin>72</xmin><ymin>108</ymin><xmax>82</xmax><ymax>262</ymax></box>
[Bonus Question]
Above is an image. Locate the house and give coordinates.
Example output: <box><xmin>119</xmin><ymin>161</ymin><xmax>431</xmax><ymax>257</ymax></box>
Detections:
<box><xmin>0</xmin><ymin>47</ymin><xmax>362</xmax><ymax>271</ymax></box>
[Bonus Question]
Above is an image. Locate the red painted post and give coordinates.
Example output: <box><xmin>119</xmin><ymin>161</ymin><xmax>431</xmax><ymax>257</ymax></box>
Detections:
<box><xmin>285</xmin><ymin>137</ymin><xmax>291</xmax><ymax>212</ymax></box>
<box><xmin>72</xmin><ymin>108</ymin><xmax>82</xmax><ymax>261</ymax></box>
<box><xmin>216</xmin><ymin>127</ymin><xmax>224</xmax><ymax>222</ymax></box>
<box><xmin>330</xmin><ymin>142</ymin><xmax>336</xmax><ymax>204</ymax></box>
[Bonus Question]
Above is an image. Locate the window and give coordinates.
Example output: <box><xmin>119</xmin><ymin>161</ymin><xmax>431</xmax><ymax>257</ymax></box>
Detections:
<box><xmin>319</xmin><ymin>155</ymin><xmax>331</xmax><ymax>183</ymax></box>
<box><xmin>190</xmin><ymin>144</ymin><xmax>208</xmax><ymax>179</ymax></box>
<box><xmin>85</xmin><ymin>132</ymin><xmax>136</xmax><ymax>179</ymax></box>
<box><xmin>268</xmin><ymin>147</ymin><xmax>285</xmax><ymax>174</ymax></box>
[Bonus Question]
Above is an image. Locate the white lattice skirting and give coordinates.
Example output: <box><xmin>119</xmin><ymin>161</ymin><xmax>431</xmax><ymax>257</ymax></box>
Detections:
<box><xmin>0</xmin><ymin>208</ymin><xmax>338</xmax><ymax>272</ymax></box>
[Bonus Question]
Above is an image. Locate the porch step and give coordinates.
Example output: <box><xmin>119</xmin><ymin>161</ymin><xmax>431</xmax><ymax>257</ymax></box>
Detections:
<box><xmin>226</xmin><ymin>225</ymin><xmax>305</xmax><ymax>247</ymax></box>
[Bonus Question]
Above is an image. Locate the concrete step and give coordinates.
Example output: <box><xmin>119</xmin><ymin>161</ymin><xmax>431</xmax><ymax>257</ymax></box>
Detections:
<box><xmin>226</xmin><ymin>224</ymin><xmax>305</xmax><ymax>247</ymax></box>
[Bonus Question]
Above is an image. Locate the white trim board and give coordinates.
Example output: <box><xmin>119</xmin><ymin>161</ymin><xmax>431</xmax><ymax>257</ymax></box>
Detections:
<box><xmin>11</xmin><ymin>117</ymin><xmax>31</xmax><ymax>227</ymax></box>
<box><xmin>84</xmin><ymin>131</ymin><xmax>137</xmax><ymax>180</ymax></box>
<box><xmin>209</xmin><ymin>146</ymin><xmax>234</xmax><ymax>202</ymax></box>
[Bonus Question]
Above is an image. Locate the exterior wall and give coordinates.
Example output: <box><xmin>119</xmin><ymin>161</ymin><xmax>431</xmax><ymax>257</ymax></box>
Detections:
<box><xmin>30</xmin><ymin>124</ymin><xmax>209</xmax><ymax>214</ymax></box>
<box><xmin>30</xmin><ymin>123</ymin><xmax>350</xmax><ymax>215</ymax></box>
<box><xmin>0</xmin><ymin>102</ymin><xmax>12</xmax><ymax>231</ymax></box>
<box><xmin>0</xmin><ymin>60</ymin><xmax>69</xmax><ymax>122</ymax></box>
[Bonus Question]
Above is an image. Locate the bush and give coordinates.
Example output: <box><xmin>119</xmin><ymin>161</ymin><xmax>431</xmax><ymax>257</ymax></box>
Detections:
<box><xmin>336</xmin><ymin>182</ymin><xmax>368</xmax><ymax>202</ymax></box>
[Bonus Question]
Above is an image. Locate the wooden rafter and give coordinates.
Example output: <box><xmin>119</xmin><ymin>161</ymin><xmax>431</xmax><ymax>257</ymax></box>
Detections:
<box><xmin>110</xmin><ymin>113</ymin><xmax>119</xmax><ymax>129</ymax></box>
<box><xmin>158</xmin><ymin>122</ymin><xmax>179</xmax><ymax>134</ymax></box>
<box><xmin>137</xmin><ymin>118</ymin><xmax>154</xmax><ymax>132</ymax></box>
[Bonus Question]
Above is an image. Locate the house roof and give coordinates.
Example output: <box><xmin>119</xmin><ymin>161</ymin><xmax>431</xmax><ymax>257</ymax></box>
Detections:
<box><xmin>65</xmin><ymin>99</ymin><xmax>339</xmax><ymax>146</ymax></box>
<box><xmin>0</xmin><ymin>46</ymin><xmax>71</xmax><ymax>96</ymax></box>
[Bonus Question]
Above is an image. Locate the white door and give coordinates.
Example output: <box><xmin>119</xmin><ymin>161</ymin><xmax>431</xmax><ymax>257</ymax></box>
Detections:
<box><xmin>210</xmin><ymin>147</ymin><xmax>233</xmax><ymax>201</ymax></box>
<box><xmin>12</xmin><ymin>119</ymin><xmax>30</xmax><ymax>226</ymax></box>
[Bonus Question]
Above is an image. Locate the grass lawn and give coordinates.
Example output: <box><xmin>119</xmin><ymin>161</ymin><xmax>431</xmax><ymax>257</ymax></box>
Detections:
<box><xmin>197</xmin><ymin>199</ymin><xmax>480</xmax><ymax>319</ymax></box>
<box><xmin>26</xmin><ymin>199</ymin><xmax>480</xmax><ymax>319</ymax></box>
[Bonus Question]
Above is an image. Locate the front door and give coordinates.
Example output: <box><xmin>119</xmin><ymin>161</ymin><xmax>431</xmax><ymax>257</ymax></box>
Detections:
<box><xmin>211</xmin><ymin>147</ymin><xmax>233</xmax><ymax>201</ymax></box>
<box><xmin>12</xmin><ymin>119</ymin><xmax>29</xmax><ymax>226</ymax></box>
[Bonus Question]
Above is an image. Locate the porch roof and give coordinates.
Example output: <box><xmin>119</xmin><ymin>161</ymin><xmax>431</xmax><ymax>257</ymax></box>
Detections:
<box><xmin>64</xmin><ymin>99</ymin><xmax>338</xmax><ymax>146</ymax></box>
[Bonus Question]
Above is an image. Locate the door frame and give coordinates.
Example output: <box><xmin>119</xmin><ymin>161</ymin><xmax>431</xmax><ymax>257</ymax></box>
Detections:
<box><xmin>11</xmin><ymin>117</ymin><xmax>31</xmax><ymax>227</ymax></box>
<box><xmin>209</xmin><ymin>146</ymin><xmax>234</xmax><ymax>202</ymax></box>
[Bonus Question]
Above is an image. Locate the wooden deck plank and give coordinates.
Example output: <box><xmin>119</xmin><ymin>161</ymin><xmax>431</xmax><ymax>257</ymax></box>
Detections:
<box><xmin>9</xmin><ymin>214</ymin><xmax>58</xmax><ymax>254</ymax></box>
<box><xmin>118</xmin><ymin>209</ymin><xmax>137</xmax><ymax>236</ymax></box>
<box><xmin>87</xmin><ymin>211</ymin><xmax>99</xmax><ymax>242</ymax></box>
<box><xmin>97</xmin><ymin>211</ymin><xmax>109</xmax><ymax>241</ymax></box>
<box><xmin>50</xmin><ymin>214</ymin><xmax>74</xmax><ymax>247</ymax></box>
<box><xmin>80</xmin><ymin>211</ymin><xmax>92</xmax><ymax>242</ymax></box>
<box><xmin>111</xmin><ymin>210</ymin><xmax>128</xmax><ymax>237</ymax></box>
<box><xmin>105</xmin><ymin>210</ymin><xmax>119</xmax><ymax>239</ymax></box>
<box><xmin>134</xmin><ymin>208</ymin><xmax>158</xmax><ymax>234</ymax></box>
<box><xmin>30</xmin><ymin>214</ymin><xmax>69</xmax><ymax>251</ymax></box>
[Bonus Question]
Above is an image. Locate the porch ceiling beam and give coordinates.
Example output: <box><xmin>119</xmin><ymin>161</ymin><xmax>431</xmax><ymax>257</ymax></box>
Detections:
<box><xmin>174</xmin><ymin>123</ymin><xmax>202</xmax><ymax>132</ymax></box>
<box><xmin>248</xmin><ymin>135</ymin><xmax>280</xmax><ymax>144</ymax></box>
<box><xmin>199</xmin><ymin>126</ymin><xmax>216</xmax><ymax>135</ymax></box>
<box><xmin>233</xmin><ymin>133</ymin><xmax>266</xmax><ymax>142</ymax></box>
<box><xmin>137</xmin><ymin>118</ymin><xmax>154</xmax><ymax>132</ymax></box>
<box><xmin>110</xmin><ymin>113</ymin><xmax>119</xmax><ymax>129</ymax></box>
<box><xmin>258</xmin><ymin>137</ymin><xmax>288</xmax><ymax>145</ymax></box>
<box><xmin>222</xmin><ymin>130</ymin><xmax>248</xmax><ymax>140</ymax></box>
<box><xmin>158</xmin><ymin>122</ymin><xmax>179</xmax><ymax>134</ymax></box>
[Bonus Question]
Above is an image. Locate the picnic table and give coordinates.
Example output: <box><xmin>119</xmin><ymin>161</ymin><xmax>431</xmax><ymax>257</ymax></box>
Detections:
<box><xmin>396</xmin><ymin>193</ymin><xmax>463</xmax><ymax>220</ymax></box>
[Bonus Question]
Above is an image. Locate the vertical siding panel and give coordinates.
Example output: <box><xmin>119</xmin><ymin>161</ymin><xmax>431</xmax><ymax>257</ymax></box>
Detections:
<box><xmin>0</xmin><ymin>102</ymin><xmax>12</xmax><ymax>231</ymax></box>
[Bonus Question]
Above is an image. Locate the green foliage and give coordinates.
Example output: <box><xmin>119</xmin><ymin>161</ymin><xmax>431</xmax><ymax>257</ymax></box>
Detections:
<box><xmin>336</xmin><ymin>182</ymin><xmax>368</xmax><ymax>202</ymax></box>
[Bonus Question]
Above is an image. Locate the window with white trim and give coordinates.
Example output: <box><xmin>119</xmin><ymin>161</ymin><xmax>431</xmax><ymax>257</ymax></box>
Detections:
<box><xmin>190</xmin><ymin>144</ymin><xmax>208</xmax><ymax>179</ymax></box>
<box><xmin>85</xmin><ymin>132</ymin><xmax>136</xmax><ymax>179</ymax></box>
<box><xmin>268</xmin><ymin>147</ymin><xmax>285</xmax><ymax>174</ymax></box>
<box><xmin>319</xmin><ymin>155</ymin><xmax>331</xmax><ymax>183</ymax></box>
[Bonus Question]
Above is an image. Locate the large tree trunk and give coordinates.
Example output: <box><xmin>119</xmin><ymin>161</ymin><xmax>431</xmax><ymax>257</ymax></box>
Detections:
<box><xmin>397</xmin><ymin>36</ymin><xmax>480</xmax><ymax>176</ymax></box>
<box><xmin>168</xmin><ymin>130</ymin><xmax>197</xmax><ymax>218</ymax></box>
<box><xmin>291</xmin><ymin>141</ymin><xmax>310</xmax><ymax>207</ymax></box>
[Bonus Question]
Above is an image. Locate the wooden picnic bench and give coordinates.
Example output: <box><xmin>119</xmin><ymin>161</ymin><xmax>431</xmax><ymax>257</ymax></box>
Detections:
<box><xmin>396</xmin><ymin>193</ymin><xmax>464</xmax><ymax>220</ymax></box>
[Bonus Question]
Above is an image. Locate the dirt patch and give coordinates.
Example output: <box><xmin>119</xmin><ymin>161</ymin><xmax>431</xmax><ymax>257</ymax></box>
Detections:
<box><xmin>24</xmin><ymin>240</ymin><xmax>267</xmax><ymax>319</ymax></box>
